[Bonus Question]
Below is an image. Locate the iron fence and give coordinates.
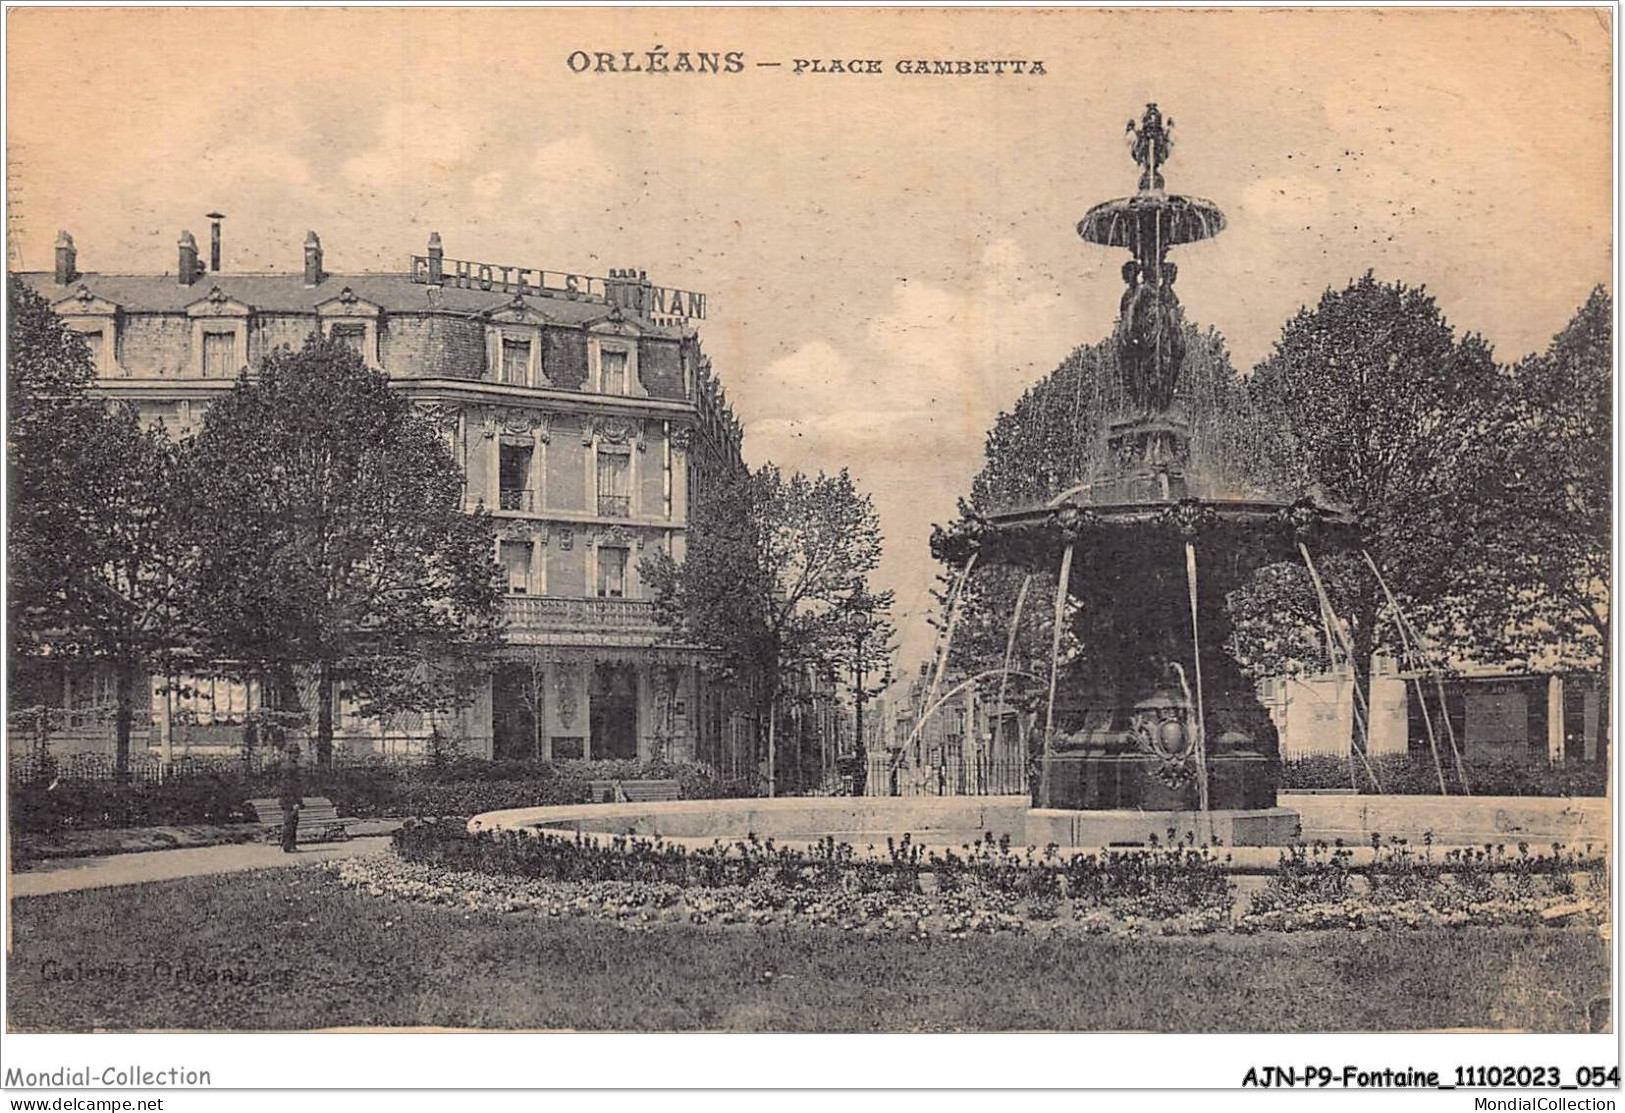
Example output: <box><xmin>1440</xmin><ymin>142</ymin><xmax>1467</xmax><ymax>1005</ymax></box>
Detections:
<box><xmin>867</xmin><ymin>755</ymin><xmax>1032</xmax><ymax>798</ymax></box>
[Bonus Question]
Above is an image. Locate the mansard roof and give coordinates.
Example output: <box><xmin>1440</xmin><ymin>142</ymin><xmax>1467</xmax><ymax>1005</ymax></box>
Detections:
<box><xmin>14</xmin><ymin>271</ymin><xmax>685</xmax><ymax>339</ymax></box>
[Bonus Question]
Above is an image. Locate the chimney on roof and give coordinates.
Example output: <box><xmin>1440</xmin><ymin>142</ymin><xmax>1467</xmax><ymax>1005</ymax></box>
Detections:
<box><xmin>605</xmin><ymin>267</ymin><xmax>649</xmax><ymax>315</ymax></box>
<box><xmin>427</xmin><ymin>231</ymin><xmax>444</xmax><ymax>284</ymax></box>
<box><xmin>177</xmin><ymin>231</ymin><xmax>201</xmax><ymax>285</ymax></box>
<box><xmin>206</xmin><ymin>212</ymin><xmax>224</xmax><ymax>272</ymax></box>
<box><xmin>54</xmin><ymin>230</ymin><xmax>77</xmax><ymax>285</ymax></box>
<box><xmin>304</xmin><ymin>231</ymin><xmax>323</xmax><ymax>286</ymax></box>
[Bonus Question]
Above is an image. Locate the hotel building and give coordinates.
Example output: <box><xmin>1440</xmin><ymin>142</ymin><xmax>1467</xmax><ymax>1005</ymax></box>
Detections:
<box><xmin>17</xmin><ymin>222</ymin><xmax>750</xmax><ymax>766</ymax></box>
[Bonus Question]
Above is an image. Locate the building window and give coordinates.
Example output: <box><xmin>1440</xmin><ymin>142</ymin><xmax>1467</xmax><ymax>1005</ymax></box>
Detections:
<box><xmin>502</xmin><ymin>338</ymin><xmax>531</xmax><ymax>385</ymax></box>
<box><xmin>501</xmin><ymin>540</ymin><xmax>533</xmax><ymax>595</ymax></box>
<box><xmin>499</xmin><ymin>443</ymin><xmax>534</xmax><ymax>511</ymax></box>
<box><xmin>597</xmin><ymin>546</ymin><xmax>627</xmax><ymax>599</ymax></box>
<box><xmin>202</xmin><ymin>331</ymin><xmax>237</xmax><ymax>377</ymax></box>
<box><xmin>331</xmin><ymin>324</ymin><xmax>367</xmax><ymax>358</ymax></box>
<box><xmin>78</xmin><ymin>329</ymin><xmax>104</xmax><ymax>371</ymax></box>
<box><xmin>596</xmin><ymin>450</ymin><xmax>631</xmax><ymax>517</ymax></box>
<box><xmin>600</xmin><ymin>348</ymin><xmax>628</xmax><ymax>395</ymax></box>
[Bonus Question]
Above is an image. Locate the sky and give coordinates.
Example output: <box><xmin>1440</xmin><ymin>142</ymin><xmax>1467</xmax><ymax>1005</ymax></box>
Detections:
<box><xmin>7</xmin><ymin>7</ymin><xmax>1613</xmax><ymax>668</ymax></box>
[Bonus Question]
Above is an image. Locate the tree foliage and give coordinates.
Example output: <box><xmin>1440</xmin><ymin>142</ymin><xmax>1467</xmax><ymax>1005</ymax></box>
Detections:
<box><xmin>644</xmin><ymin>464</ymin><xmax>890</xmax><ymax>790</ymax></box>
<box><xmin>1240</xmin><ymin>272</ymin><xmax>1503</xmax><ymax>746</ymax></box>
<box><xmin>968</xmin><ymin>323</ymin><xmax>1270</xmax><ymax>514</ymax></box>
<box><xmin>1224</xmin><ymin>553</ymin><xmax>1373</xmax><ymax>681</ymax></box>
<box><xmin>9</xmin><ymin>276</ymin><xmax>104</xmax><ymax>663</ymax></box>
<box><xmin>832</xmin><ymin>578</ymin><xmax>896</xmax><ymax>791</ymax></box>
<box><xmin>178</xmin><ymin>335</ymin><xmax>504</xmax><ymax>762</ymax></box>
<box><xmin>1478</xmin><ymin>286</ymin><xmax>1611</xmax><ymax>669</ymax></box>
<box><xmin>8</xmin><ymin>277</ymin><xmax>187</xmax><ymax>774</ymax></box>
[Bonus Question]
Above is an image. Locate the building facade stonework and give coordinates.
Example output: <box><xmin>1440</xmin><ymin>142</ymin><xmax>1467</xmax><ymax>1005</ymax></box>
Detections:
<box><xmin>19</xmin><ymin>228</ymin><xmax>750</xmax><ymax>767</ymax></box>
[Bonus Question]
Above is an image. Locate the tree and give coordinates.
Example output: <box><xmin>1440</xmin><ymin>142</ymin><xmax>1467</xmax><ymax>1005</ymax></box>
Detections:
<box><xmin>833</xmin><ymin>579</ymin><xmax>896</xmax><ymax>795</ymax></box>
<box><xmin>645</xmin><ymin>464</ymin><xmax>886</xmax><ymax>795</ymax></box>
<box><xmin>968</xmin><ymin>323</ymin><xmax>1269</xmax><ymax>515</ymax></box>
<box><xmin>1464</xmin><ymin>289</ymin><xmax>1611</xmax><ymax>748</ymax></box>
<box><xmin>9</xmin><ymin>276</ymin><xmax>101</xmax><ymax>667</ymax></box>
<box><xmin>179</xmin><ymin>335</ymin><xmax>505</xmax><ymax>774</ymax></box>
<box><xmin>8</xmin><ymin>277</ymin><xmax>188</xmax><ymax>776</ymax></box>
<box><xmin>75</xmin><ymin>408</ymin><xmax>187</xmax><ymax>775</ymax></box>
<box><xmin>1223</xmin><ymin>553</ymin><xmax>1371</xmax><ymax>680</ymax></box>
<box><xmin>1245</xmin><ymin>272</ymin><xmax>1502</xmax><ymax>751</ymax></box>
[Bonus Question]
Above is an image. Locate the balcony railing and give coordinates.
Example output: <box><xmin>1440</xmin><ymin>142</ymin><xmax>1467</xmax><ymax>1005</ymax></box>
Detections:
<box><xmin>504</xmin><ymin>596</ymin><xmax>664</xmax><ymax>632</ymax></box>
<box><xmin>499</xmin><ymin>488</ymin><xmax>535</xmax><ymax>511</ymax></box>
<box><xmin>597</xmin><ymin>493</ymin><xmax>631</xmax><ymax>518</ymax></box>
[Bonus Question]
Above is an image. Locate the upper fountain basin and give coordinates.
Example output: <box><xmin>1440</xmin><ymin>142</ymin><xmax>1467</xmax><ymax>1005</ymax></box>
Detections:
<box><xmin>1078</xmin><ymin>192</ymin><xmax>1227</xmax><ymax>249</ymax></box>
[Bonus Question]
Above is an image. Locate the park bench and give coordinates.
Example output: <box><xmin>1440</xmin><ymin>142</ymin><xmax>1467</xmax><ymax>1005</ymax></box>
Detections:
<box><xmin>586</xmin><ymin>779</ymin><xmax>681</xmax><ymax>804</ymax></box>
<box><xmin>246</xmin><ymin>796</ymin><xmax>353</xmax><ymax>843</ymax></box>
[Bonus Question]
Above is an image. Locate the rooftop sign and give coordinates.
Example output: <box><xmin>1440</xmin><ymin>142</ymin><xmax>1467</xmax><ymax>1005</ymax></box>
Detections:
<box><xmin>409</xmin><ymin>254</ymin><xmax>706</xmax><ymax>322</ymax></box>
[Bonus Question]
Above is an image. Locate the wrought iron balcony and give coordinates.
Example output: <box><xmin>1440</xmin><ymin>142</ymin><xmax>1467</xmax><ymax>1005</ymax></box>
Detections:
<box><xmin>503</xmin><ymin>595</ymin><xmax>665</xmax><ymax>633</ymax></box>
<box><xmin>597</xmin><ymin>493</ymin><xmax>631</xmax><ymax>518</ymax></box>
<box><xmin>499</xmin><ymin>487</ymin><xmax>535</xmax><ymax>511</ymax></box>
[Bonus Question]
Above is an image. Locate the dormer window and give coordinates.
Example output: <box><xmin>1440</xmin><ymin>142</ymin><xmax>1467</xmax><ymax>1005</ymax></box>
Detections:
<box><xmin>186</xmin><ymin>286</ymin><xmax>252</xmax><ymax>378</ymax></box>
<box><xmin>331</xmin><ymin>324</ymin><xmax>367</xmax><ymax>358</ymax></box>
<box><xmin>316</xmin><ymin>287</ymin><xmax>383</xmax><ymax>369</ymax></box>
<box><xmin>484</xmin><ymin>299</ymin><xmax>550</xmax><ymax>389</ymax></box>
<box><xmin>501</xmin><ymin>338</ymin><xmax>533</xmax><ymax>385</ymax></box>
<box><xmin>585</xmin><ymin>312</ymin><xmax>642</xmax><ymax>397</ymax></box>
<box><xmin>588</xmin><ymin>339</ymin><xmax>640</xmax><ymax>396</ymax></box>
<box><xmin>54</xmin><ymin>285</ymin><xmax>122</xmax><ymax>377</ymax></box>
<box><xmin>600</xmin><ymin>349</ymin><xmax>628</xmax><ymax>395</ymax></box>
<box><xmin>201</xmin><ymin>331</ymin><xmax>237</xmax><ymax>377</ymax></box>
<box><xmin>79</xmin><ymin>329</ymin><xmax>105</xmax><ymax>370</ymax></box>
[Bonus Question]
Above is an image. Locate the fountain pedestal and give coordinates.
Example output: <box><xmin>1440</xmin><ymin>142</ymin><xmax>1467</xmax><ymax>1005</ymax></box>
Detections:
<box><xmin>1041</xmin><ymin>751</ymin><xmax>1275</xmax><ymax>811</ymax></box>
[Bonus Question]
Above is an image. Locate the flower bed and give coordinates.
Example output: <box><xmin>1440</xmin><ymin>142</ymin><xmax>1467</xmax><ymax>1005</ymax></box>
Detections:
<box><xmin>1244</xmin><ymin>835</ymin><xmax>1605</xmax><ymax>929</ymax></box>
<box><xmin>361</xmin><ymin>820</ymin><xmax>1608</xmax><ymax>937</ymax></box>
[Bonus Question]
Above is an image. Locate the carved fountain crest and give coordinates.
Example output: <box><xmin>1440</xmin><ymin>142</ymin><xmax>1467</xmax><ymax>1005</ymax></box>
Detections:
<box><xmin>1127</xmin><ymin>102</ymin><xmax>1173</xmax><ymax>192</ymax></box>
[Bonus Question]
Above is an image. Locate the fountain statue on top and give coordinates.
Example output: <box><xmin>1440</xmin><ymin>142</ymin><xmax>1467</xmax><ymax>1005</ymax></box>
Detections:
<box><xmin>1115</xmin><ymin>104</ymin><xmax>1187</xmax><ymax>418</ymax></box>
<box><xmin>930</xmin><ymin>105</ymin><xmax>1355</xmax><ymax>846</ymax></box>
<box><xmin>1080</xmin><ymin>101</ymin><xmax>1230</xmax><ymax>503</ymax></box>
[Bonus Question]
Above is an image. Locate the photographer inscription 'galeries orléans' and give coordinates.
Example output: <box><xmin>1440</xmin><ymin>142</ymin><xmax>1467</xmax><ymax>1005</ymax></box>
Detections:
<box><xmin>15</xmin><ymin>222</ymin><xmax>756</xmax><ymax>770</ymax></box>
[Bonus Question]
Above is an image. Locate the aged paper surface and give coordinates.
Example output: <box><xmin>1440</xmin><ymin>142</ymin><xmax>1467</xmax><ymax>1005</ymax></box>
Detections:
<box><xmin>2</xmin><ymin>3</ymin><xmax>1614</xmax><ymax>1071</ymax></box>
<box><xmin>8</xmin><ymin>7</ymin><xmax>1609</xmax><ymax>659</ymax></box>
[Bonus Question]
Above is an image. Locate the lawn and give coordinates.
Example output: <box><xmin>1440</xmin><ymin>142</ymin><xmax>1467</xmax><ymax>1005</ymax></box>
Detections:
<box><xmin>7</xmin><ymin>866</ymin><xmax>1609</xmax><ymax>1032</ymax></box>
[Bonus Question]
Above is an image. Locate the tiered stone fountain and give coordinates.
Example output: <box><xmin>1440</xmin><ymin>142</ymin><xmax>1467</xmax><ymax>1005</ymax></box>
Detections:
<box><xmin>931</xmin><ymin>104</ymin><xmax>1354</xmax><ymax>846</ymax></box>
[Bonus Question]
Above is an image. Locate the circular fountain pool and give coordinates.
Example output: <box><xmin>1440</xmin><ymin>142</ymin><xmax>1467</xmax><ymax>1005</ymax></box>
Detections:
<box><xmin>467</xmin><ymin>792</ymin><xmax>1609</xmax><ymax>863</ymax></box>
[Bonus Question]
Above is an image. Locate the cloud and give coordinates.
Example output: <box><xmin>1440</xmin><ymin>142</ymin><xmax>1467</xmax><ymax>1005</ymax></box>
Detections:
<box><xmin>522</xmin><ymin>134</ymin><xmax>618</xmax><ymax>205</ymax></box>
<box><xmin>743</xmin><ymin>239</ymin><xmax>1076</xmax><ymax>437</ymax></box>
<box><xmin>735</xmin><ymin>239</ymin><xmax>1085</xmax><ymax>666</ymax></box>
<box><xmin>342</xmin><ymin>103</ymin><xmax>480</xmax><ymax>198</ymax></box>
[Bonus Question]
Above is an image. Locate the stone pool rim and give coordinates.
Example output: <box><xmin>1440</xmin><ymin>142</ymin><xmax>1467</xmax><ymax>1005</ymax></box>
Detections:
<box><xmin>465</xmin><ymin>792</ymin><xmax>1609</xmax><ymax>871</ymax></box>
